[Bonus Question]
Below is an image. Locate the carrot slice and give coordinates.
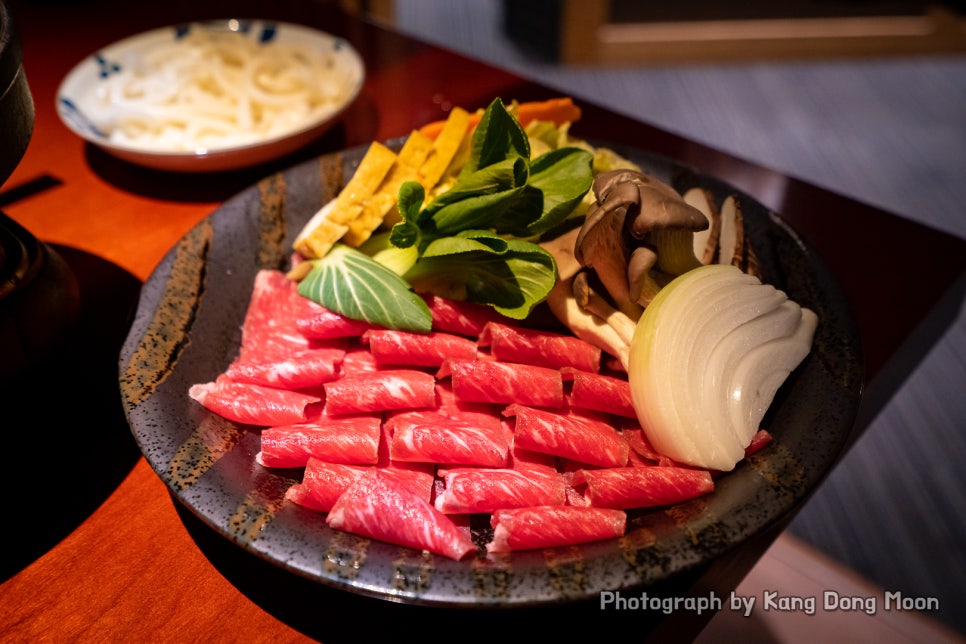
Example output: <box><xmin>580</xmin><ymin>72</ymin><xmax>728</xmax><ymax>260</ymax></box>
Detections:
<box><xmin>418</xmin><ymin>97</ymin><xmax>582</xmax><ymax>140</ymax></box>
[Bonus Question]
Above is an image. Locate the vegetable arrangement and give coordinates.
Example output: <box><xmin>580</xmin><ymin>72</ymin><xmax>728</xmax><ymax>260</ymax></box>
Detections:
<box><xmin>189</xmin><ymin>96</ymin><xmax>818</xmax><ymax>559</ymax></box>
<box><xmin>293</xmin><ymin>98</ymin><xmax>595</xmax><ymax>329</ymax></box>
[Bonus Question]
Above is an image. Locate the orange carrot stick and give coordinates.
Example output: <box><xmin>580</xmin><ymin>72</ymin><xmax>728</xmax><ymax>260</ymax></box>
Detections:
<box><xmin>418</xmin><ymin>97</ymin><xmax>581</xmax><ymax>140</ymax></box>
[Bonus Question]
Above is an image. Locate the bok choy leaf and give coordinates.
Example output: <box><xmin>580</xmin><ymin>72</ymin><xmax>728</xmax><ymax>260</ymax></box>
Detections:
<box><xmin>297</xmin><ymin>244</ymin><xmax>432</xmax><ymax>332</ymax></box>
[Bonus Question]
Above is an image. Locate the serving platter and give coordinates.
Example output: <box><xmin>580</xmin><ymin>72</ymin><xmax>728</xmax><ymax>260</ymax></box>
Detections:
<box><xmin>56</xmin><ymin>20</ymin><xmax>364</xmax><ymax>173</ymax></box>
<box><xmin>118</xmin><ymin>140</ymin><xmax>862</xmax><ymax>607</ymax></box>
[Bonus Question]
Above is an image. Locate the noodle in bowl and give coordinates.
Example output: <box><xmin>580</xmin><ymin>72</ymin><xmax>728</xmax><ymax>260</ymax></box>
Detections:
<box><xmin>56</xmin><ymin>20</ymin><xmax>365</xmax><ymax>172</ymax></box>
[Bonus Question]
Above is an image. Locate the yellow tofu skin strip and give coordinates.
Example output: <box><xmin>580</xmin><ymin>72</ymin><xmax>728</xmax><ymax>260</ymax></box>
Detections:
<box><xmin>293</xmin><ymin>141</ymin><xmax>397</xmax><ymax>258</ymax></box>
<box><xmin>293</xmin><ymin>107</ymin><xmax>475</xmax><ymax>258</ymax></box>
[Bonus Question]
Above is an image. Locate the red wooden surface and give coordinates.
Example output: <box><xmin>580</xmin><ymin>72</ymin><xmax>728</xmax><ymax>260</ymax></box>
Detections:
<box><xmin>2</xmin><ymin>0</ymin><xmax>963</xmax><ymax>641</ymax></box>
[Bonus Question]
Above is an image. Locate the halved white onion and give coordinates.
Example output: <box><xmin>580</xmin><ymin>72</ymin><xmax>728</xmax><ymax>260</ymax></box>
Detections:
<box><xmin>628</xmin><ymin>264</ymin><xmax>818</xmax><ymax>471</ymax></box>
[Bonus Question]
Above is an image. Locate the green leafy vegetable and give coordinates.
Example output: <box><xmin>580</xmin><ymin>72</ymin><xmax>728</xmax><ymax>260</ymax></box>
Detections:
<box><xmin>404</xmin><ymin>238</ymin><xmax>557</xmax><ymax>319</ymax></box>
<box><xmin>461</xmin><ymin>97</ymin><xmax>530</xmax><ymax>177</ymax></box>
<box><xmin>356</xmin><ymin>231</ymin><xmax>419</xmax><ymax>276</ymax></box>
<box><xmin>519</xmin><ymin>147</ymin><xmax>596</xmax><ymax>236</ymax></box>
<box><xmin>297</xmin><ymin>244</ymin><xmax>432</xmax><ymax>332</ymax></box>
<box><xmin>380</xmin><ymin>98</ymin><xmax>592</xmax><ymax>320</ymax></box>
<box><xmin>422</xmin><ymin>229</ymin><xmax>509</xmax><ymax>258</ymax></box>
<box><xmin>423</xmin><ymin>158</ymin><xmax>530</xmax><ymax>234</ymax></box>
<box><xmin>299</xmin><ymin>98</ymin><xmax>593</xmax><ymax>330</ymax></box>
<box><xmin>388</xmin><ymin>181</ymin><xmax>426</xmax><ymax>250</ymax></box>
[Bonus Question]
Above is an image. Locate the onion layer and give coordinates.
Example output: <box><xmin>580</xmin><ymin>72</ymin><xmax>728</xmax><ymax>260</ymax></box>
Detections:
<box><xmin>627</xmin><ymin>264</ymin><xmax>818</xmax><ymax>471</ymax></box>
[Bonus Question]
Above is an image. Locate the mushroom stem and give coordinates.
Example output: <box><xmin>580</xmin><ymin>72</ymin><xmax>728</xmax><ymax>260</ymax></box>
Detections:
<box><xmin>538</xmin><ymin>226</ymin><xmax>582</xmax><ymax>282</ymax></box>
<box><xmin>572</xmin><ymin>270</ymin><xmax>637</xmax><ymax>360</ymax></box>
<box><xmin>627</xmin><ymin>246</ymin><xmax>663</xmax><ymax>308</ymax></box>
<box><xmin>546</xmin><ymin>277</ymin><xmax>631</xmax><ymax>370</ymax></box>
<box><xmin>651</xmin><ymin>228</ymin><xmax>703</xmax><ymax>276</ymax></box>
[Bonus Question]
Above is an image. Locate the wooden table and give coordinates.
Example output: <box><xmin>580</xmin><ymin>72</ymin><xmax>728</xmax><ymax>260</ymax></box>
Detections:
<box><xmin>2</xmin><ymin>0</ymin><xmax>964</xmax><ymax>641</ymax></box>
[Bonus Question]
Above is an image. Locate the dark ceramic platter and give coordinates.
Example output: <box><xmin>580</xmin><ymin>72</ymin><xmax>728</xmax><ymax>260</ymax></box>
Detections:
<box><xmin>119</xmin><ymin>140</ymin><xmax>863</xmax><ymax>607</ymax></box>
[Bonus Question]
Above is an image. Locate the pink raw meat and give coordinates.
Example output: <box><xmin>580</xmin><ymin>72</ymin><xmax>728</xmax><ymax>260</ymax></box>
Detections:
<box><xmin>563</xmin><ymin>368</ymin><xmax>636</xmax><ymax>418</ymax></box>
<box><xmin>286</xmin><ymin>458</ymin><xmax>436</xmax><ymax>511</ymax></box>
<box><xmin>295</xmin><ymin>302</ymin><xmax>375</xmax><ymax>339</ymax></box>
<box><xmin>238</xmin><ymin>270</ymin><xmax>320</xmax><ymax>361</ymax></box>
<box><xmin>379</xmin><ymin>466</ymin><xmax>438</xmax><ymax>503</ymax></box>
<box><xmin>488</xmin><ymin>506</ymin><xmax>626</xmax><ymax>552</ymax></box>
<box><xmin>225</xmin><ymin>347</ymin><xmax>345</xmax><ymax>390</ymax></box>
<box><xmin>327</xmin><ymin>469</ymin><xmax>476</xmax><ymax>561</ymax></box>
<box><xmin>508</xmin><ymin>437</ymin><xmax>559</xmax><ymax>471</ymax></box>
<box><xmin>286</xmin><ymin>460</ymin><xmax>367</xmax><ymax>511</ymax></box>
<box><xmin>257</xmin><ymin>415</ymin><xmax>382</xmax><ymax>468</ymax></box>
<box><xmin>423</xmin><ymin>294</ymin><xmax>511</xmax><ymax>337</ymax></box>
<box><xmin>572</xmin><ymin>466</ymin><xmax>714</xmax><ymax>509</ymax></box>
<box><xmin>434</xmin><ymin>465</ymin><xmax>566</xmax><ymax>514</ymax></box>
<box><xmin>505</xmin><ymin>404</ymin><xmax>629</xmax><ymax>468</ymax></box>
<box><xmin>619</xmin><ymin>424</ymin><xmax>677</xmax><ymax>467</ymax></box>
<box><xmin>745</xmin><ymin>429</ymin><xmax>773</xmax><ymax>456</ymax></box>
<box><xmin>434</xmin><ymin>381</ymin><xmax>500</xmax><ymax>416</ymax></box>
<box><xmin>441</xmin><ymin>360</ymin><xmax>563</xmax><ymax>408</ymax></box>
<box><xmin>323</xmin><ymin>369</ymin><xmax>437</xmax><ymax>415</ymax></box>
<box><xmin>478</xmin><ymin>322</ymin><xmax>601</xmax><ymax>372</ymax></box>
<box><xmin>188</xmin><ymin>376</ymin><xmax>321</xmax><ymax>426</ymax></box>
<box><xmin>386</xmin><ymin>409</ymin><xmax>510</xmax><ymax>467</ymax></box>
<box><xmin>364</xmin><ymin>329</ymin><xmax>477</xmax><ymax>367</ymax></box>
<box><xmin>339</xmin><ymin>345</ymin><xmax>381</xmax><ymax>374</ymax></box>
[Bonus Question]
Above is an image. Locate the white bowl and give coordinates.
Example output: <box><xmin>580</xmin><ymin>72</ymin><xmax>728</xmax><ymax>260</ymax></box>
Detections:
<box><xmin>56</xmin><ymin>19</ymin><xmax>365</xmax><ymax>173</ymax></box>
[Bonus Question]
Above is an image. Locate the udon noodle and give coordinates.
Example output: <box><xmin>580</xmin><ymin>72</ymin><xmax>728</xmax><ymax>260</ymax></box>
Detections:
<box><xmin>94</xmin><ymin>29</ymin><xmax>354</xmax><ymax>152</ymax></box>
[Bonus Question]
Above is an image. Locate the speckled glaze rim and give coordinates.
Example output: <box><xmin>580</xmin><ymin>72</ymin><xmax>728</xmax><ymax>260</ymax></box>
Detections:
<box><xmin>118</xmin><ymin>140</ymin><xmax>863</xmax><ymax>607</ymax></box>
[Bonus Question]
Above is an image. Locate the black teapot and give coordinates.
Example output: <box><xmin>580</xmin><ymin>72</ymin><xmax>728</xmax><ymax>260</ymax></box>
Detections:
<box><xmin>1</xmin><ymin>0</ymin><xmax>80</xmax><ymax>383</ymax></box>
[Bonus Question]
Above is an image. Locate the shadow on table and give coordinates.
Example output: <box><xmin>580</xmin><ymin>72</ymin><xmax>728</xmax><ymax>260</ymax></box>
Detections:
<box><xmin>0</xmin><ymin>246</ymin><xmax>143</xmax><ymax>583</ymax></box>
